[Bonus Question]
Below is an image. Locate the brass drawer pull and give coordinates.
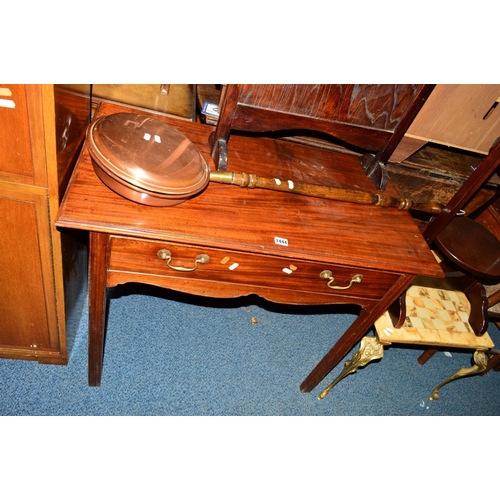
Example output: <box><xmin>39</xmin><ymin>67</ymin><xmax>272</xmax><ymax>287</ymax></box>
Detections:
<box><xmin>320</xmin><ymin>270</ymin><xmax>363</xmax><ymax>290</ymax></box>
<box><xmin>157</xmin><ymin>249</ymin><xmax>210</xmax><ymax>272</ymax></box>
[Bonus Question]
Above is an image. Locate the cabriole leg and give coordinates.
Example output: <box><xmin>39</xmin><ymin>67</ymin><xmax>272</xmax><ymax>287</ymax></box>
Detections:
<box><xmin>317</xmin><ymin>336</ymin><xmax>384</xmax><ymax>400</ymax></box>
<box><xmin>429</xmin><ymin>350</ymin><xmax>487</xmax><ymax>401</ymax></box>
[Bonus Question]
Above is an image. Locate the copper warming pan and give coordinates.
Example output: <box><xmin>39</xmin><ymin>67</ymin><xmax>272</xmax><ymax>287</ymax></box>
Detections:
<box><xmin>88</xmin><ymin>112</ymin><xmax>444</xmax><ymax>214</ymax></box>
<box><xmin>87</xmin><ymin>112</ymin><xmax>211</xmax><ymax>206</ymax></box>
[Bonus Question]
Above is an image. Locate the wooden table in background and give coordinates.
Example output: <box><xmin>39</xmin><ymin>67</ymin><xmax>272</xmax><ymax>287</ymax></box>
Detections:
<box><xmin>56</xmin><ymin>101</ymin><xmax>443</xmax><ymax>390</ymax></box>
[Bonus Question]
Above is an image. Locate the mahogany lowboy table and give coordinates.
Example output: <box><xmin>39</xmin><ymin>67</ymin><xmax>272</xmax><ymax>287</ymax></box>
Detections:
<box><xmin>56</xmin><ymin>102</ymin><xmax>443</xmax><ymax>390</ymax></box>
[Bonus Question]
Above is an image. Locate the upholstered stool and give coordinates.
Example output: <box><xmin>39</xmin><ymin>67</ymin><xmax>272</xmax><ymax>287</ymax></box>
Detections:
<box><xmin>318</xmin><ymin>285</ymin><xmax>495</xmax><ymax>401</ymax></box>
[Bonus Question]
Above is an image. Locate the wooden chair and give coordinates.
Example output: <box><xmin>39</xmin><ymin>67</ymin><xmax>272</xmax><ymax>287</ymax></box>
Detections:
<box><xmin>209</xmin><ymin>84</ymin><xmax>435</xmax><ymax>190</ymax></box>
<box><xmin>395</xmin><ymin>138</ymin><xmax>500</xmax><ymax>369</ymax></box>
<box><xmin>404</xmin><ymin>140</ymin><xmax>500</xmax><ymax>328</ymax></box>
<box><xmin>318</xmin><ymin>140</ymin><xmax>500</xmax><ymax>401</ymax></box>
<box><xmin>419</xmin><ymin>140</ymin><xmax>500</xmax><ymax>378</ymax></box>
<box><xmin>387</xmin><ymin>139</ymin><xmax>500</xmax><ymax>329</ymax></box>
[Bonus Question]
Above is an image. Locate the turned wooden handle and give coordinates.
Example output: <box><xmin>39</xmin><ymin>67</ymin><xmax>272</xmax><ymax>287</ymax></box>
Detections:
<box><xmin>209</xmin><ymin>170</ymin><xmax>444</xmax><ymax>214</ymax></box>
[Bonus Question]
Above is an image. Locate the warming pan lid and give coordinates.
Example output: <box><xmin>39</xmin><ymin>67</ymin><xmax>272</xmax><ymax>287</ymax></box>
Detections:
<box><xmin>87</xmin><ymin>112</ymin><xmax>210</xmax><ymax>197</ymax></box>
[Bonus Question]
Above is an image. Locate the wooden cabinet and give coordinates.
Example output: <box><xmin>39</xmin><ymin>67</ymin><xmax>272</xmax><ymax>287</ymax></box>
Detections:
<box><xmin>61</xmin><ymin>84</ymin><xmax>197</xmax><ymax>121</ymax></box>
<box><xmin>209</xmin><ymin>84</ymin><xmax>434</xmax><ymax>190</ymax></box>
<box><xmin>390</xmin><ymin>84</ymin><xmax>500</xmax><ymax>163</ymax></box>
<box><xmin>0</xmin><ymin>84</ymin><xmax>90</xmax><ymax>363</ymax></box>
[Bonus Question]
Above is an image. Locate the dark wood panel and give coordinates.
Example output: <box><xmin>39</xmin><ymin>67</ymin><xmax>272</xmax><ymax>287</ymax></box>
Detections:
<box><xmin>238</xmin><ymin>84</ymin><xmax>422</xmax><ymax>131</ymax></box>
<box><xmin>230</xmin><ymin>105</ymin><xmax>391</xmax><ymax>151</ymax></box>
<box><xmin>53</xmin><ymin>86</ymin><xmax>91</xmax><ymax>198</ymax></box>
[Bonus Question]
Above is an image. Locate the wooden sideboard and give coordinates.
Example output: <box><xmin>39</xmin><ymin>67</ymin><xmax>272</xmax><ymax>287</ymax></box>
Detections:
<box><xmin>0</xmin><ymin>84</ymin><xmax>90</xmax><ymax>363</ymax></box>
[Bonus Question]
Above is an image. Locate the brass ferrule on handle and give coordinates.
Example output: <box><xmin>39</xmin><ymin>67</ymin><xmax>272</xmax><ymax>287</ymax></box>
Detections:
<box><xmin>209</xmin><ymin>170</ymin><xmax>258</xmax><ymax>188</ymax></box>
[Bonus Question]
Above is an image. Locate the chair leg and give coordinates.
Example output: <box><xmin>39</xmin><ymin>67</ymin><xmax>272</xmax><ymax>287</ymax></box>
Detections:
<box><xmin>487</xmin><ymin>289</ymin><xmax>500</xmax><ymax>309</ymax></box>
<box><xmin>418</xmin><ymin>349</ymin><xmax>437</xmax><ymax>365</ymax></box>
<box><xmin>480</xmin><ymin>350</ymin><xmax>500</xmax><ymax>375</ymax></box>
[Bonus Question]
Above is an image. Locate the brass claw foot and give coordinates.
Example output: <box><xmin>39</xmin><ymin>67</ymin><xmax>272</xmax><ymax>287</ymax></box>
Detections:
<box><xmin>430</xmin><ymin>350</ymin><xmax>488</xmax><ymax>401</ymax></box>
<box><xmin>318</xmin><ymin>336</ymin><xmax>384</xmax><ymax>400</ymax></box>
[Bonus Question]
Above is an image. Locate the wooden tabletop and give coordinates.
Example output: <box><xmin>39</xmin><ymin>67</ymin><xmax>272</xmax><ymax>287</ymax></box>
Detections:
<box><xmin>56</xmin><ymin>101</ymin><xmax>443</xmax><ymax>278</ymax></box>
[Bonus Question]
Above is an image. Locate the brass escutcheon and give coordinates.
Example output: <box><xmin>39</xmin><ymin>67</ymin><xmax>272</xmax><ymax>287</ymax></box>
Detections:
<box><xmin>320</xmin><ymin>270</ymin><xmax>363</xmax><ymax>290</ymax></box>
<box><xmin>157</xmin><ymin>249</ymin><xmax>210</xmax><ymax>272</ymax></box>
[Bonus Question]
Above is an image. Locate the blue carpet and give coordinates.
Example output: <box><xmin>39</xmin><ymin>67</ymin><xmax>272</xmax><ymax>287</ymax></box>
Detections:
<box><xmin>1</xmin><ymin>282</ymin><xmax>499</xmax><ymax>416</ymax></box>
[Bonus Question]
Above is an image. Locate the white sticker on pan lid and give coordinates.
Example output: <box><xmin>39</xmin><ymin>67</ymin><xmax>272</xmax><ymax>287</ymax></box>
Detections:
<box><xmin>0</xmin><ymin>99</ymin><xmax>15</xmax><ymax>108</ymax></box>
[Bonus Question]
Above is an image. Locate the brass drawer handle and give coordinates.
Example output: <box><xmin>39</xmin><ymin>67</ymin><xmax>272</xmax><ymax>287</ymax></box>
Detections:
<box><xmin>320</xmin><ymin>270</ymin><xmax>363</xmax><ymax>290</ymax></box>
<box><xmin>157</xmin><ymin>249</ymin><xmax>210</xmax><ymax>272</ymax></box>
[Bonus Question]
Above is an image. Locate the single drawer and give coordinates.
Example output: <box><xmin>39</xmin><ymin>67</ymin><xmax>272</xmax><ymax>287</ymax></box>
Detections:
<box><xmin>108</xmin><ymin>236</ymin><xmax>400</xmax><ymax>301</ymax></box>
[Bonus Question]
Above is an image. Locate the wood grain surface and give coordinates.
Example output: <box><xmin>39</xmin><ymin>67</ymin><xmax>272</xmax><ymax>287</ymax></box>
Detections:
<box><xmin>57</xmin><ymin>101</ymin><xmax>442</xmax><ymax>278</ymax></box>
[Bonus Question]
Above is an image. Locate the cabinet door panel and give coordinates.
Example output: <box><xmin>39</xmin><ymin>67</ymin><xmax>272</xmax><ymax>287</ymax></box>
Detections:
<box><xmin>405</xmin><ymin>84</ymin><xmax>500</xmax><ymax>154</ymax></box>
<box><xmin>0</xmin><ymin>189</ymin><xmax>59</xmax><ymax>352</ymax></box>
<box><xmin>0</xmin><ymin>84</ymin><xmax>34</xmax><ymax>182</ymax></box>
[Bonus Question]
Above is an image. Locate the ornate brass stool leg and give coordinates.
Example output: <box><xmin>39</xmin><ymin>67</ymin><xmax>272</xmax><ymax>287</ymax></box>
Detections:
<box><xmin>429</xmin><ymin>351</ymin><xmax>488</xmax><ymax>401</ymax></box>
<box><xmin>318</xmin><ymin>336</ymin><xmax>384</xmax><ymax>400</ymax></box>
